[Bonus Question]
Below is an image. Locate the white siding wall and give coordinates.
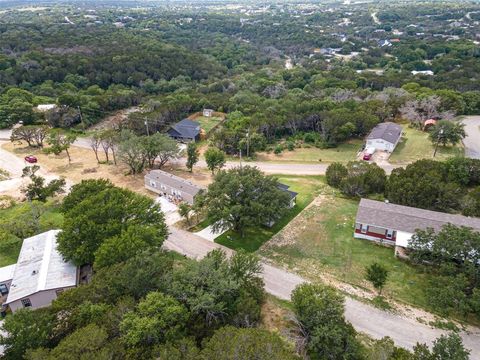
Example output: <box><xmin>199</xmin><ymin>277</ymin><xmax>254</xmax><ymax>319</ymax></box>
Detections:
<box><xmin>366</xmin><ymin>139</ymin><xmax>395</xmax><ymax>152</ymax></box>
<box><xmin>9</xmin><ymin>287</ymin><xmax>75</xmax><ymax>312</ymax></box>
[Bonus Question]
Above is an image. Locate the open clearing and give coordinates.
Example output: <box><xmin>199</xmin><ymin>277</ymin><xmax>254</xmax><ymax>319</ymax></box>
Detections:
<box><xmin>259</xmin><ymin>192</ymin><xmax>439</xmax><ymax>313</ymax></box>
<box><xmin>256</xmin><ymin>140</ymin><xmax>363</xmax><ymax>163</ymax></box>
<box><xmin>1</xmin><ymin>142</ymin><xmax>211</xmax><ymax>196</ymax></box>
<box><xmin>215</xmin><ymin>175</ymin><xmax>325</xmax><ymax>251</ymax></box>
<box><xmin>389</xmin><ymin>126</ymin><xmax>463</xmax><ymax>164</ymax></box>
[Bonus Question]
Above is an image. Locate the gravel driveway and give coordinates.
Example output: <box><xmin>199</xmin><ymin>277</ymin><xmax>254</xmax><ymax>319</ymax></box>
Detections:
<box><xmin>462</xmin><ymin>116</ymin><xmax>480</xmax><ymax>159</ymax></box>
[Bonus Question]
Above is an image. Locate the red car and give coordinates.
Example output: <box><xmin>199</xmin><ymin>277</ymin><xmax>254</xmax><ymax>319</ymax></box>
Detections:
<box><xmin>24</xmin><ymin>155</ymin><xmax>38</xmax><ymax>164</ymax></box>
<box><xmin>362</xmin><ymin>153</ymin><xmax>372</xmax><ymax>161</ymax></box>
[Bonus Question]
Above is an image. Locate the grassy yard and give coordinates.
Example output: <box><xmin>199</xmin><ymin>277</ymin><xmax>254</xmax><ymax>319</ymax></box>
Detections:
<box><xmin>256</xmin><ymin>140</ymin><xmax>363</xmax><ymax>163</ymax></box>
<box><xmin>259</xmin><ymin>194</ymin><xmax>436</xmax><ymax>311</ymax></box>
<box><xmin>195</xmin><ymin>116</ymin><xmax>223</xmax><ymax>134</ymax></box>
<box><xmin>215</xmin><ymin>175</ymin><xmax>326</xmax><ymax>252</ymax></box>
<box><xmin>0</xmin><ymin>200</ymin><xmax>64</xmax><ymax>267</ymax></box>
<box><xmin>389</xmin><ymin>126</ymin><xmax>463</xmax><ymax>164</ymax></box>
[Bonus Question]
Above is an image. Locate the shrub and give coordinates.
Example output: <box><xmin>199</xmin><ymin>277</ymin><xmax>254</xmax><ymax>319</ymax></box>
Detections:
<box><xmin>274</xmin><ymin>145</ymin><xmax>283</xmax><ymax>154</ymax></box>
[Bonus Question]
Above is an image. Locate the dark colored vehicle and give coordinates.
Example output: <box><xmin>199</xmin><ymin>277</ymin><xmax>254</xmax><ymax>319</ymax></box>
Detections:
<box><xmin>24</xmin><ymin>155</ymin><xmax>38</xmax><ymax>164</ymax></box>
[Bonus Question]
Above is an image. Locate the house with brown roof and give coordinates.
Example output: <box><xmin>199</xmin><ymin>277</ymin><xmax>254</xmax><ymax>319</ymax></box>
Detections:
<box><xmin>354</xmin><ymin>199</ymin><xmax>480</xmax><ymax>257</ymax></box>
<box><xmin>145</xmin><ymin>170</ymin><xmax>204</xmax><ymax>205</ymax></box>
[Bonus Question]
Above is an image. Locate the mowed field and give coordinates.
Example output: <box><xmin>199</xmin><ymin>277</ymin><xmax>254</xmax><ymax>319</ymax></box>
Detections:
<box><xmin>389</xmin><ymin>126</ymin><xmax>464</xmax><ymax>164</ymax></box>
<box><xmin>215</xmin><ymin>175</ymin><xmax>326</xmax><ymax>251</ymax></box>
<box><xmin>256</xmin><ymin>140</ymin><xmax>363</xmax><ymax>163</ymax></box>
<box><xmin>259</xmin><ymin>193</ymin><xmax>436</xmax><ymax>311</ymax></box>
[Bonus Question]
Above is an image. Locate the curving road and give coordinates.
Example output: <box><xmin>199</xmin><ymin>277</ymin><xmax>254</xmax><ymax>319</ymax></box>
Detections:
<box><xmin>166</xmin><ymin>227</ymin><xmax>480</xmax><ymax>356</ymax></box>
<box><xmin>2</xmin><ymin>141</ymin><xmax>480</xmax><ymax>355</ymax></box>
<box><xmin>463</xmin><ymin>116</ymin><xmax>480</xmax><ymax>159</ymax></box>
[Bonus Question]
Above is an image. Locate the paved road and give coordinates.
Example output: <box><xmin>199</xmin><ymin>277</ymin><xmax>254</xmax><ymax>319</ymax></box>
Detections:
<box><xmin>166</xmin><ymin>228</ymin><xmax>480</xmax><ymax>356</ymax></box>
<box><xmin>3</xmin><ymin>131</ymin><xmax>480</xmax><ymax>356</ymax></box>
<box><xmin>463</xmin><ymin>116</ymin><xmax>480</xmax><ymax>159</ymax></box>
<box><xmin>74</xmin><ymin>137</ymin><xmax>397</xmax><ymax>175</ymax></box>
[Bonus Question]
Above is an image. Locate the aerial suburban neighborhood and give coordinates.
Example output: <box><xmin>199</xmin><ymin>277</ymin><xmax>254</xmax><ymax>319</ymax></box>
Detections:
<box><xmin>0</xmin><ymin>0</ymin><xmax>480</xmax><ymax>359</ymax></box>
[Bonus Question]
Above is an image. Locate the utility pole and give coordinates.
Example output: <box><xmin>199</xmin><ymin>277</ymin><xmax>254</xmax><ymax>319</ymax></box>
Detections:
<box><xmin>246</xmin><ymin>129</ymin><xmax>250</xmax><ymax>158</ymax></box>
<box><xmin>144</xmin><ymin>119</ymin><xmax>150</xmax><ymax>136</ymax></box>
<box><xmin>433</xmin><ymin>128</ymin><xmax>444</xmax><ymax>157</ymax></box>
<box><xmin>77</xmin><ymin>106</ymin><xmax>84</xmax><ymax>129</ymax></box>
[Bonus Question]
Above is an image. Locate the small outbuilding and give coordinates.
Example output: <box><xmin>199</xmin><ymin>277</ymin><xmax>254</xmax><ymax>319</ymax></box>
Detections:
<box><xmin>366</xmin><ymin>122</ymin><xmax>402</xmax><ymax>153</ymax></box>
<box><xmin>203</xmin><ymin>109</ymin><xmax>214</xmax><ymax>117</ymax></box>
<box><xmin>167</xmin><ymin>119</ymin><xmax>201</xmax><ymax>142</ymax></box>
<box><xmin>145</xmin><ymin>170</ymin><xmax>204</xmax><ymax>205</ymax></box>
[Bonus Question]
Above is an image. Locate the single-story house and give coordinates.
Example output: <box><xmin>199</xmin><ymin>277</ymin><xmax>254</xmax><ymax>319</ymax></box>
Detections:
<box><xmin>411</xmin><ymin>70</ymin><xmax>434</xmax><ymax>76</ymax></box>
<box><xmin>167</xmin><ymin>119</ymin><xmax>201</xmax><ymax>142</ymax></box>
<box><xmin>354</xmin><ymin>199</ymin><xmax>480</xmax><ymax>257</ymax></box>
<box><xmin>377</xmin><ymin>39</ymin><xmax>392</xmax><ymax>47</ymax></box>
<box><xmin>0</xmin><ymin>264</ymin><xmax>15</xmax><ymax>298</ymax></box>
<box><xmin>278</xmin><ymin>183</ymin><xmax>298</xmax><ymax>209</ymax></box>
<box><xmin>203</xmin><ymin>109</ymin><xmax>214</xmax><ymax>117</ymax></box>
<box><xmin>145</xmin><ymin>170</ymin><xmax>204</xmax><ymax>205</ymax></box>
<box><xmin>366</xmin><ymin>122</ymin><xmax>402</xmax><ymax>152</ymax></box>
<box><xmin>4</xmin><ymin>230</ymin><xmax>78</xmax><ymax>312</ymax></box>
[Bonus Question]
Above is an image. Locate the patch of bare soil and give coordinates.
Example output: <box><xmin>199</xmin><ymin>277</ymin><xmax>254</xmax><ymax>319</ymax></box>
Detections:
<box><xmin>89</xmin><ymin>107</ymin><xmax>140</xmax><ymax>131</ymax></box>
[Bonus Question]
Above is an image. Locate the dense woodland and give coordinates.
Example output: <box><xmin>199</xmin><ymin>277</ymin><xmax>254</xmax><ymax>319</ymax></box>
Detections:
<box><xmin>1</xmin><ymin>1</ymin><xmax>480</xmax><ymax>154</ymax></box>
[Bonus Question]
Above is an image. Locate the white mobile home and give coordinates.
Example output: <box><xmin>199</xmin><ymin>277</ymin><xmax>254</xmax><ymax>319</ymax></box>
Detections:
<box><xmin>4</xmin><ymin>230</ymin><xmax>78</xmax><ymax>312</ymax></box>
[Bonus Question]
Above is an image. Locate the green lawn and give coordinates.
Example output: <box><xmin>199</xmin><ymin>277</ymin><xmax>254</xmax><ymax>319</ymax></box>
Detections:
<box><xmin>0</xmin><ymin>200</ymin><xmax>64</xmax><ymax>267</ymax></box>
<box><xmin>196</xmin><ymin>116</ymin><xmax>223</xmax><ymax>134</ymax></box>
<box><xmin>259</xmin><ymin>194</ymin><xmax>436</xmax><ymax>311</ymax></box>
<box><xmin>389</xmin><ymin>126</ymin><xmax>464</xmax><ymax>164</ymax></box>
<box><xmin>256</xmin><ymin>140</ymin><xmax>363</xmax><ymax>163</ymax></box>
<box><xmin>215</xmin><ymin>175</ymin><xmax>326</xmax><ymax>252</ymax></box>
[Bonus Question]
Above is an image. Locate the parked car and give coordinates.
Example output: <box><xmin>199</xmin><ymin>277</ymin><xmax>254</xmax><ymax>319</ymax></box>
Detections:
<box><xmin>363</xmin><ymin>146</ymin><xmax>376</xmax><ymax>161</ymax></box>
<box><xmin>24</xmin><ymin>155</ymin><xmax>38</xmax><ymax>164</ymax></box>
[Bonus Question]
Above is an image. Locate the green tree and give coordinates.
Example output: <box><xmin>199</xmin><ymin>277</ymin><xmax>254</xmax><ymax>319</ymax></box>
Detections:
<box><xmin>44</xmin><ymin>131</ymin><xmax>77</xmax><ymax>163</ymax></box>
<box><xmin>200</xmin><ymin>326</ymin><xmax>299</xmax><ymax>360</ymax></box>
<box><xmin>205</xmin><ymin>147</ymin><xmax>226</xmax><ymax>174</ymax></box>
<box><xmin>365</xmin><ymin>263</ymin><xmax>389</xmax><ymax>295</ymax></box>
<box><xmin>429</xmin><ymin>120</ymin><xmax>466</xmax><ymax>147</ymax></box>
<box><xmin>153</xmin><ymin>338</ymin><xmax>200</xmax><ymax>360</ymax></box>
<box><xmin>117</xmin><ymin>130</ymin><xmax>146</xmax><ymax>174</ymax></box>
<box><xmin>203</xmin><ymin>166</ymin><xmax>291</xmax><ymax>236</ymax></box>
<box><xmin>0</xmin><ymin>308</ymin><xmax>54</xmax><ymax>360</ymax></box>
<box><xmin>178</xmin><ymin>202</ymin><xmax>193</xmax><ymax>226</ymax></box>
<box><xmin>291</xmin><ymin>283</ymin><xmax>362</xmax><ymax>360</ymax></box>
<box><xmin>141</xmin><ymin>132</ymin><xmax>179</xmax><ymax>169</ymax></box>
<box><xmin>58</xmin><ymin>184</ymin><xmax>167</xmax><ymax>265</ymax></box>
<box><xmin>413</xmin><ymin>334</ymin><xmax>469</xmax><ymax>360</ymax></box>
<box><xmin>25</xmin><ymin>324</ymin><xmax>123</xmax><ymax>360</ymax></box>
<box><xmin>326</xmin><ymin>162</ymin><xmax>348</xmax><ymax>188</ymax></box>
<box><xmin>21</xmin><ymin>166</ymin><xmax>65</xmax><ymax>202</ymax></box>
<box><xmin>94</xmin><ymin>225</ymin><xmax>167</xmax><ymax>268</ymax></box>
<box><xmin>120</xmin><ymin>292</ymin><xmax>189</xmax><ymax>347</ymax></box>
<box><xmin>186</xmin><ymin>142</ymin><xmax>199</xmax><ymax>172</ymax></box>
<box><xmin>10</xmin><ymin>125</ymin><xmax>49</xmax><ymax>148</ymax></box>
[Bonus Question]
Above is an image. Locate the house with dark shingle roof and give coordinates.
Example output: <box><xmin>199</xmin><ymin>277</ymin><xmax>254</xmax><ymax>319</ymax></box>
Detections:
<box><xmin>366</xmin><ymin>122</ymin><xmax>402</xmax><ymax>152</ymax></box>
<box><xmin>354</xmin><ymin>199</ymin><xmax>480</xmax><ymax>256</ymax></box>
<box><xmin>167</xmin><ymin>119</ymin><xmax>200</xmax><ymax>142</ymax></box>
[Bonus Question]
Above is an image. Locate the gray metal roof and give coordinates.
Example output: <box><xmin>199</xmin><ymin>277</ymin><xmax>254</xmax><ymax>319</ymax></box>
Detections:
<box><xmin>5</xmin><ymin>230</ymin><xmax>78</xmax><ymax>304</ymax></box>
<box><xmin>356</xmin><ymin>199</ymin><xmax>480</xmax><ymax>234</ymax></box>
<box><xmin>0</xmin><ymin>264</ymin><xmax>15</xmax><ymax>284</ymax></box>
<box><xmin>145</xmin><ymin>170</ymin><xmax>204</xmax><ymax>196</ymax></box>
<box><xmin>367</xmin><ymin>122</ymin><xmax>402</xmax><ymax>144</ymax></box>
<box><xmin>278</xmin><ymin>183</ymin><xmax>298</xmax><ymax>200</ymax></box>
<box><xmin>168</xmin><ymin>119</ymin><xmax>200</xmax><ymax>139</ymax></box>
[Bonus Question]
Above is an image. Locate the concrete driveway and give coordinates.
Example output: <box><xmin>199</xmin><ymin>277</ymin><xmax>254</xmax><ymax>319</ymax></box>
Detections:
<box><xmin>463</xmin><ymin>116</ymin><xmax>480</xmax><ymax>159</ymax></box>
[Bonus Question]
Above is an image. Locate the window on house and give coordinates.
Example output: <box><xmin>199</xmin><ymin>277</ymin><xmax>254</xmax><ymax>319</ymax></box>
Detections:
<box><xmin>386</xmin><ymin>229</ymin><xmax>394</xmax><ymax>239</ymax></box>
<box><xmin>0</xmin><ymin>284</ymin><xmax>8</xmax><ymax>295</ymax></box>
<box><xmin>361</xmin><ymin>224</ymin><xmax>368</xmax><ymax>234</ymax></box>
<box><xmin>21</xmin><ymin>298</ymin><xmax>32</xmax><ymax>308</ymax></box>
